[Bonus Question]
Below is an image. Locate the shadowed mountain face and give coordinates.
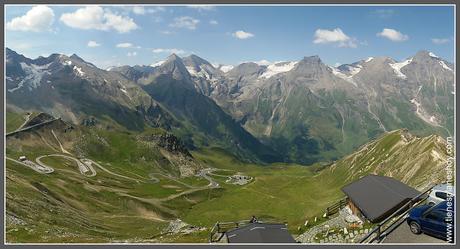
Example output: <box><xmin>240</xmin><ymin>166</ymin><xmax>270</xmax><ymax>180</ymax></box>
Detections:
<box><xmin>6</xmin><ymin>48</ymin><xmax>176</xmax><ymax>131</ymax></box>
<box><xmin>6</xmin><ymin>48</ymin><xmax>454</xmax><ymax>164</ymax></box>
<box><xmin>116</xmin><ymin>53</ymin><xmax>282</xmax><ymax>163</ymax></box>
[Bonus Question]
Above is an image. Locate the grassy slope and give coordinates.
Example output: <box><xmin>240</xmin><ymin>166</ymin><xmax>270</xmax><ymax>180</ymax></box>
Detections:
<box><xmin>322</xmin><ymin>129</ymin><xmax>449</xmax><ymax>189</ymax></box>
<box><xmin>6</xmin><ymin>111</ymin><xmax>26</xmax><ymax>133</ymax></box>
<box><xmin>181</xmin><ymin>149</ymin><xmax>345</xmax><ymax>233</ymax></box>
<box><xmin>5</xmin><ymin>123</ymin><xmax>207</xmax><ymax>242</ymax></box>
<box><xmin>6</xmin><ymin>157</ymin><xmax>170</xmax><ymax>243</ymax></box>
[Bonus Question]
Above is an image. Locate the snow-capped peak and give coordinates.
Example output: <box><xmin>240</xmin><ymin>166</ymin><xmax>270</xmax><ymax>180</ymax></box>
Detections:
<box><xmin>389</xmin><ymin>58</ymin><xmax>413</xmax><ymax>79</ymax></box>
<box><xmin>439</xmin><ymin>61</ymin><xmax>453</xmax><ymax>71</ymax></box>
<box><xmin>259</xmin><ymin>61</ymin><xmax>298</xmax><ymax>79</ymax></box>
<box><xmin>254</xmin><ymin>60</ymin><xmax>271</xmax><ymax>66</ymax></box>
<box><xmin>365</xmin><ymin>57</ymin><xmax>374</xmax><ymax>63</ymax></box>
<box><xmin>429</xmin><ymin>52</ymin><xmax>439</xmax><ymax>58</ymax></box>
<box><xmin>218</xmin><ymin>65</ymin><xmax>234</xmax><ymax>73</ymax></box>
<box><xmin>151</xmin><ymin>60</ymin><xmax>165</xmax><ymax>67</ymax></box>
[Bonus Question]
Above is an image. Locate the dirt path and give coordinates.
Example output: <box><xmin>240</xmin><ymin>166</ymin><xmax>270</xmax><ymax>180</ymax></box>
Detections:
<box><xmin>17</xmin><ymin>113</ymin><xmax>32</xmax><ymax>130</ymax></box>
<box><xmin>51</xmin><ymin>129</ymin><xmax>72</xmax><ymax>154</ymax></box>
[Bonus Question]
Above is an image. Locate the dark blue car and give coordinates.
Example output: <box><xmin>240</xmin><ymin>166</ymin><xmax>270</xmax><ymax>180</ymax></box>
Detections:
<box><xmin>407</xmin><ymin>200</ymin><xmax>455</xmax><ymax>242</ymax></box>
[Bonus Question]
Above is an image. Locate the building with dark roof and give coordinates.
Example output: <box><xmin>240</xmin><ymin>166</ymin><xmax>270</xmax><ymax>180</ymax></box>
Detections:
<box><xmin>225</xmin><ymin>223</ymin><xmax>296</xmax><ymax>243</ymax></box>
<box><xmin>341</xmin><ymin>174</ymin><xmax>420</xmax><ymax>223</ymax></box>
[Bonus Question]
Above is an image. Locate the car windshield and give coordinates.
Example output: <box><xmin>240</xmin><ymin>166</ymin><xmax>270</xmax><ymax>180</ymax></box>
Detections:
<box><xmin>435</xmin><ymin>191</ymin><xmax>448</xmax><ymax>200</ymax></box>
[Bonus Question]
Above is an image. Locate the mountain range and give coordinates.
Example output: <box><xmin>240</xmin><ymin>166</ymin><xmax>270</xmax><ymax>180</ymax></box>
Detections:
<box><xmin>6</xmin><ymin>48</ymin><xmax>454</xmax><ymax>164</ymax></box>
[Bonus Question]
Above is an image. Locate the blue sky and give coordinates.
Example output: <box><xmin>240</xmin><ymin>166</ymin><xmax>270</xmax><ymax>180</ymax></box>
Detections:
<box><xmin>5</xmin><ymin>5</ymin><xmax>455</xmax><ymax>69</ymax></box>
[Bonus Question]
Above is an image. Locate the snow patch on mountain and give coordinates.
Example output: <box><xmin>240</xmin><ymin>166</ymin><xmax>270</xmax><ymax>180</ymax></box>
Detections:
<box><xmin>429</xmin><ymin>52</ymin><xmax>439</xmax><ymax>58</ymax></box>
<box><xmin>185</xmin><ymin>66</ymin><xmax>198</xmax><ymax>76</ymax></box>
<box><xmin>151</xmin><ymin>60</ymin><xmax>165</xmax><ymax>67</ymax></box>
<box><xmin>118</xmin><ymin>85</ymin><xmax>132</xmax><ymax>100</ymax></box>
<box><xmin>8</xmin><ymin>62</ymin><xmax>52</xmax><ymax>92</ymax></box>
<box><xmin>410</xmin><ymin>98</ymin><xmax>439</xmax><ymax>126</ymax></box>
<box><xmin>439</xmin><ymin>61</ymin><xmax>453</xmax><ymax>72</ymax></box>
<box><xmin>186</xmin><ymin>66</ymin><xmax>212</xmax><ymax>79</ymax></box>
<box><xmin>329</xmin><ymin>66</ymin><xmax>358</xmax><ymax>87</ymax></box>
<box><xmin>365</xmin><ymin>57</ymin><xmax>374</xmax><ymax>63</ymax></box>
<box><xmin>259</xmin><ymin>61</ymin><xmax>298</xmax><ymax>79</ymax></box>
<box><xmin>219</xmin><ymin>65</ymin><xmax>234</xmax><ymax>73</ymax></box>
<box><xmin>73</xmin><ymin>66</ymin><xmax>85</xmax><ymax>77</ymax></box>
<box><xmin>348</xmin><ymin>64</ymin><xmax>362</xmax><ymax>76</ymax></box>
<box><xmin>389</xmin><ymin>58</ymin><xmax>413</xmax><ymax>79</ymax></box>
<box><xmin>254</xmin><ymin>60</ymin><xmax>271</xmax><ymax>66</ymax></box>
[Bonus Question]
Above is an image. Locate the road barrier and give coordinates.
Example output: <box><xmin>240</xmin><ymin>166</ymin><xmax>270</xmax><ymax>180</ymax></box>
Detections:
<box><xmin>359</xmin><ymin>185</ymin><xmax>434</xmax><ymax>243</ymax></box>
<box><xmin>5</xmin><ymin>118</ymin><xmax>59</xmax><ymax>137</ymax></box>
<box><xmin>209</xmin><ymin>219</ymin><xmax>251</xmax><ymax>243</ymax></box>
<box><xmin>209</xmin><ymin>218</ymin><xmax>288</xmax><ymax>243</ymax></box>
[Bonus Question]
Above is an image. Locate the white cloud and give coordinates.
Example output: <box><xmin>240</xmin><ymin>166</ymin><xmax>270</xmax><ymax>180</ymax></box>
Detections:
<box><xmin>119</xmin><ymin>6</ymin><xmax>165</xmax><ymax>15</ymax></box>
<box><xmin>187</xmin><ymin>5</ymin><xmax>216</xmax><ymax>11</ymax></box>
<box><xmin>377</xmin><ymin>28</ymin><xmax>409</xmax><ymax>42</ymax></box>
<box><xmin>209</xmin><ymin>20</ymin><xmax>218</xmax><ymax>25</ymax></box>
<box><xmin>432</xmin><ymin>38</ymin><xmax>450</xmax><ymax>45</ymax></box>
<box><xmin>233</xmin><ymin>30</ymin><xmax>254</xmax><ymax>39</ymax></box>
<box><xmin>132</xmin><ymin>6</ymin><xmax>146</xmax><ymax>15</ymax></box>
<box><xmin>160</xmin><ymin>30</ymin><xmax>174</xmax><ymax>35</ymax></box>
<box><xmin>152</xmin><ymin>48</ymin><xmax>185</xmax><ymax>54</ymax></box>
<box><xmin>149</xmin><ymin>7</ymin><xmax>166</xmax><ymax>13</ymax></box>
<box><xmin>87</xmin><ymin>40</ymin><xmax>101</xmax><ymax>47</ymax></box>
<box><xmin>6</xmin><ymin>5</ymin><xmax>55</xmax><ymax>32</ymax></box>
<box><xmin>60</xmin><ymin>6</ymin><xmax>138</xmax><ymax>33</ymax></box>
<box><xmin>313</xmin><ymin>28</ymin><xmax>356</xmax><ymax>48</ymax></box>
<box><xmin>116</xmin><ymin>42</ymin><xmax>133</xmax><ymax>48</ymax></box>
<box><xmin>127</xmin><ymin>51</ymin><xmax>137</xmax><ymax>57</ymax></box>
<box><xmin>169</xmin><ymin>16</ymin><xmax>199</xmax><ymax>30</ymax></box>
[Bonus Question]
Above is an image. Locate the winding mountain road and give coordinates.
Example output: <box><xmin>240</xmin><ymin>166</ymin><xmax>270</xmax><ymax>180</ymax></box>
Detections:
<box><xmin>6</xmin><ymin>157</ymin><xmax>54</xmax><ymax>174</ymax></box>
<box><xmin>36</xmin><ymin>154</ymin><xmax>97</xmax><ymax>177</ymax></box>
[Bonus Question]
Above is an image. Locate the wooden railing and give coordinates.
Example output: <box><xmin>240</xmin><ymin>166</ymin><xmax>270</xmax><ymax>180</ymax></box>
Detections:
<box><xmin>359</xmin><ymin>185</ymin><xmax>434</xmax><ymax>243</ymax></box>
<box><xmin>326</xmin><ymin>197</ymin><xmax>349</xmax><ymax>216</ymax></box>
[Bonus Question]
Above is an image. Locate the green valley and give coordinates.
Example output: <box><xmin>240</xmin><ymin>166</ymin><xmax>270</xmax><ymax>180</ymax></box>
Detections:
<box><xmin>5</xmin><ymin>112</ymin><xmax>449</xmax><ymax>243</ymax></box>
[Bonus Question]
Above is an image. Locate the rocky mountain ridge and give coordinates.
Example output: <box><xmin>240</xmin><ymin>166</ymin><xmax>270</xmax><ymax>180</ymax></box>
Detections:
<box><xmin>6</xmin><ymin>48</ymin><xmax>454</xmax><ymax>164</ymax></box>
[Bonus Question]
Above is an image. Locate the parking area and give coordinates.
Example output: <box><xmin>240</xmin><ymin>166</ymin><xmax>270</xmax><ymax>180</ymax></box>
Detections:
<box><xmin>382</xmin><ymin>220</ymin><xmax>446</xmax><ymax>244</ymax></box>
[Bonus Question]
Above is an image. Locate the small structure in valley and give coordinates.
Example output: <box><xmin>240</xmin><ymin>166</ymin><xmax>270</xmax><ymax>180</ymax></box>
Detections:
<box><xmin>226</xmin><ymin>174</ymin><xmax>252</xmax><ymax>185</ymax></box>
<box><xmin>341</xmin><ymin>174</ymin><xmax>420</xmax><ymax>223</ymax></box>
